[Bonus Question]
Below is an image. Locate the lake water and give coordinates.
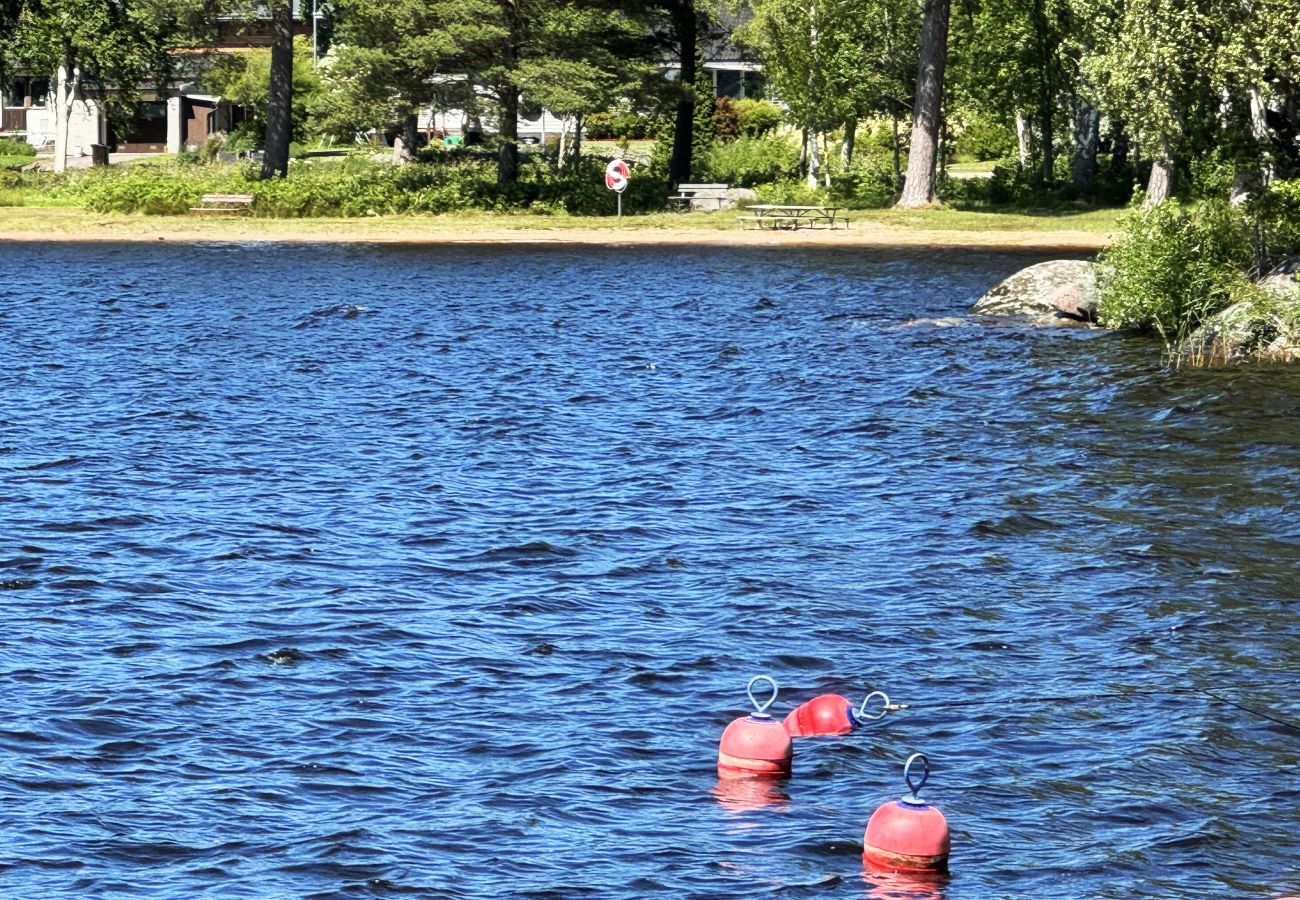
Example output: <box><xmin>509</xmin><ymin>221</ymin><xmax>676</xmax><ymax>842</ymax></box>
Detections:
<box><xmin>0</xmin><ymin>241</ymin><xmax>1296</xmax><ymax>899</ymax></box>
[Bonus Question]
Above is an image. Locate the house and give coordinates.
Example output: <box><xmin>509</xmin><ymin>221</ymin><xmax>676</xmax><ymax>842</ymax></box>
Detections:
<box><xmin>0</xmin><ymin>2</ymin><xmax>309</xmax><ymax>158</ymax></box>
<box><xmin>1</xmin><ymin>75</ymin><xmax>104</xmax><ymax>153</ymax></box>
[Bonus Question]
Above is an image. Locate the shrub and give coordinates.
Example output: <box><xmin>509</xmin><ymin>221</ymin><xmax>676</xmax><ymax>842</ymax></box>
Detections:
<box><xmin>733</xmin><ymin>99</ymin><xmax>783</xmax><ymax>138</ymax></box>
<box><xmin>951</xmin><ymin>117</ymin><xmax>1016</xmax><ymax>162</ymax></box>
<box><xmin>830</xmin><ymin>151</ymin><xmax>898</xmax><ymax>207</ymax></box>
<box><xmin>754</xmin><ymin>178</ymin><xmax>826</xmax><ymax>205</ymax></box>
<box><xmin>702</xmin><ymin>135</ymin><xmax>798</xmax><ymax>187</ymax></box>
<box><xmin>1097</xmin><ymin>200</ymin><xmax>1265</xmax><ymax>346</ymax></box>
<box><xmin>0</xmin><ymin>137</ymin><xmax>36</xmax><ymax>159</ymax></box>
<box><xmin>714</xmin><ymin>98</ymin><xmax>741</xmax><ymax>142</ymax></box>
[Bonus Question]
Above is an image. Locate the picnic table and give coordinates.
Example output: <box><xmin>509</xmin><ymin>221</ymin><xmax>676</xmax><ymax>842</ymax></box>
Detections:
<box><xmin>739</xmin><ymin>204</ymin><xmax>849</xmax><ymax>230</ymax></box>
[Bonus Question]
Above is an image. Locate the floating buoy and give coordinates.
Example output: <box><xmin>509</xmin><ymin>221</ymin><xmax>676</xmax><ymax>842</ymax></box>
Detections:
<box><xmin>717</xmin><ymin>675</ymin><xmax>793</xmax><ymax>779</ymax></box>
<box><xmin>784</xmin><ymin>690</ymin><xmax>900</xmax><ymax>737</ymax></box>
<box><xmin>863</xmin><ymin>753</ymin><xmax>951</xmax><ymax>873</ymax></box>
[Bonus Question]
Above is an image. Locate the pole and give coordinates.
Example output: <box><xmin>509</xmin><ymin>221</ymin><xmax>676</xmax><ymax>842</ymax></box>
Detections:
<box><xmin>312</xmin><ymin>0</ymin><xmax>319</xmax><ymax>69</ymax></box>
<box><xmin>617</xmin><ymin>190</ymin><xmax>622</xmax><ymax>224</ymax></box>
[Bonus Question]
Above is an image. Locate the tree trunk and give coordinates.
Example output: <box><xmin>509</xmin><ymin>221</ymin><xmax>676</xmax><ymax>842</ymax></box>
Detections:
<box><xmin>891</xmin><ymin>110</ymin><xmax>901</xmax><ymax>190</ymax></box>
<box><xmin>806</xmin><ymin>130</ymin><xmax>821</xmax><ymax>189</ymax></box>
<box><xmin>53</xmin><ymin>57</ymin><xmax>80</xmax><ymax>174</ymax></box>
<box><xmin>497</xmin><ymin>83</ymin><xmax>519</xmax><ymax>184</ymax></box>
<box><xmin>841</xmin><ymin>116</ymin><xmax>856</xmax><ymax>168</ymax></box>
<box><xmin>1032</xmin><ymin>0</ymin><xmax>1054</xmax><ymax>180</ymax></box>
<box><xmin>1111</xmin><ymin>121</ymin><xmax>1129</xmax><ymax>171</ymax></box>
<box><xmin>669</xmin><ymin>3</ymin><xmax>697</xmax><ymax>186</ymax></box>
<box><xmin>896</xmin><ymin>0</ymin><xmax>950</xmax><ymax>208</ymax></box>
<box><xmin>393</xmin><ymin>111</ymin><xmax>417</xmax><ymax>164</ymax></box>
<box><xmin>1070</xmin><ymin>99</ymin><xmax>1100</xmax><ymax>188</ymax></box>
<box><xmin>1231</xmin><ymin>84</ymin><xmax>1273</xmax><ymax>206</ymax></box>
<box><xmin>570</xmin><ymin>113</ymin><xmax>584</xmax><ymax>170</ymax></box>
<box><xmin>1015</xmin><ymin>111</ymin><xmax>1033</xmax><ymax>167</ymax></box>
<box><xmin>1142</xmin><ymin>136</ymin><xmax>1174</xmax><ymax>208</ymax></box>
<box><xmin>260</xmin><ymin>0</ymin><xmax>294</xmax><ymax>179</ymax></box>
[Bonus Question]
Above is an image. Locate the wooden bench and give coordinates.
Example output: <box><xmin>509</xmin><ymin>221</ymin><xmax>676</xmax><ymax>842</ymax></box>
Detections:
<box><xmin>190</xmin><ymin>193</ymin><xmax>254</xmax><ymax>215</ymax></box>
<box><xmin>668</xmin><ymin>182</ymin><xmax>730</xmax><ymax>211</ymax></box>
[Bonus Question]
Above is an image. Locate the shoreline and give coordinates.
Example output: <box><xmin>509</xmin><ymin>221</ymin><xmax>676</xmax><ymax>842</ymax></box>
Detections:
<box><xmin>0</xmin><ymin>208</ymin><xmax>1113</xmax><ymax>252</ymax></box>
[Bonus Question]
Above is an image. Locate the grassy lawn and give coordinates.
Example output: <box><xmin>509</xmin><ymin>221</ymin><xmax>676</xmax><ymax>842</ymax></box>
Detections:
<box><xmin>859</xmin><ymin>205</ymin><xmax>1121</xmax><ymax>232</ymax></box>
<box><xmin>0</xmin><ymin>155</ymin><xmax>36</xmax><ymax>169</ymax></box>
<box><xmin>947</xmin><ymin>160</ymin><xmax>1002</xmax><ymax>175</ymax></box>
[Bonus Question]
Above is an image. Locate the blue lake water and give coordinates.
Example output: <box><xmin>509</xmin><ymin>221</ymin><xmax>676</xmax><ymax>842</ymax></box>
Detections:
<box><xmin>0</xmin><ymin>241</ymin><xmax>1296</xmax><ymax>899</ymax></box>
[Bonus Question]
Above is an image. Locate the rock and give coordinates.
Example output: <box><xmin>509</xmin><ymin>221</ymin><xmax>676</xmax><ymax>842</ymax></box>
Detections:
<box><xmin>1178</xmin><ymin>277</ymin><xmax>1300</xmax><ymax>365</ymax></box>
<box><xmin>1261</xmin><ymin>273</ymin><xmax>1300</xmax><ymax>300</ymax></box>
<box><xmin>1270</xmin><ymin>256</ymin><xmax>1300</xmax><ymax>276</ymax></box>
<box><xmin>722</xmin><ymin>187</ymin><xmax>759</xmax><ymax>210</ymax></box>
<box><xmin>971</xmin><ymin>260</ymin><xmax>1099</xmax><ymax>326</ymax></box>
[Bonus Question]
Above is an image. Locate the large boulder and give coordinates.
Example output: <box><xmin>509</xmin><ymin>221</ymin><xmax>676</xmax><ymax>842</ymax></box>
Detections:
<box><xmin>721</xmin><ymin>187</ymin><xmax>759</xmax><ymax>210</ymax></box>
<box><xmin>971</xmin><ymin>259</ymin><xmax>1099</xmax><ymax>326</ymax></box>
<box><xmin>1177</xmin><ymin>273</ymin><xmax>1300</xmax><ymax>364</ymax></box>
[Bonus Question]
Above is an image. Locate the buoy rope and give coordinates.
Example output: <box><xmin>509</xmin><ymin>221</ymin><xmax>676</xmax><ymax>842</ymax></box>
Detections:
<box><xmin>897</xmin><ymin>684</ymin><xmax>1300</xmax><ymax>733</ymax></box>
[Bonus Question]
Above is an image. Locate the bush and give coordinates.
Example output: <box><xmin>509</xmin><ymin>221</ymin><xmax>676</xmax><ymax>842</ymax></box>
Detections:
<box><xmin>951</xmin><ymin>117</ymin><xmax>1016</xmax><ymax>162</ymax></box>
<box><xmin>714</xmin><ymin>98</ymin><xmax>741</xmax><ymax>142</ymax></box>
<box><xmin>754</xmin><ymin>178</ymin><xmax>826</xmax><ymax>205</ymax></box>
<box><xmin>1097</xmin><ymin>200</ymin><xmax>1265</xmax><ymax>346</ymax></box>
<box><xmin>60</xmin><ymin>153</ymin><xmax>670</xmax><ymax>218</ymax></box>
<box><xmin>1258</xmin><ymin>179</ymin><xmax>1300</xmax><ymax>263</ymax></box>
<box><xmin>830</xmin><ymin>151</ymin><xmax>898</xmax><ymax>207</ymax></box>
<box><xmin>0</xmin><ymin>137</ymin><xmax>36</xmax><ymax>158</ymax></box>
<box><xmin>702</xmin><ymin>135</ymin><xmax>798</xmax><ymax>187</ymax></box>
<box><xmin>733</xmin><ymin>99</ymin><xmax>783</xmax><ymax>138</ymax></box>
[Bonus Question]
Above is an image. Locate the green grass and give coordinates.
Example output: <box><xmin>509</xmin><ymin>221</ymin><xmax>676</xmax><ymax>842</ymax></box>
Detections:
<box><xmin>856</xmin><ymin>205</ymin><xmax>1121</xmax><ymax>232</ymax></box>
<box><xmin>0</xmin><ymin>155</ymin><xmax>34</xmax><ymax>170</ymax></box>
<box><xmin>947</xmin><ymin>160</ymin><xmax>1001</xmax><ymax>175</ymax></box>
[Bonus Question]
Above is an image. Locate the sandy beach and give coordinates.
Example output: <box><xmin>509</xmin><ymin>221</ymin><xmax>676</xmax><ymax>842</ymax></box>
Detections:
<box><xmin>0</xmin><ymin>207</ymin><xmax>1113</xmax><ymax>251</ymax></box>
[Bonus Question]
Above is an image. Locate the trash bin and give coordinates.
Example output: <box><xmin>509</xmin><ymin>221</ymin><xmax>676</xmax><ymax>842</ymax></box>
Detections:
<box><xmin>90</xmin><ymin>144</ymin><xmax>109</xmax><ymax>166</ymax></box>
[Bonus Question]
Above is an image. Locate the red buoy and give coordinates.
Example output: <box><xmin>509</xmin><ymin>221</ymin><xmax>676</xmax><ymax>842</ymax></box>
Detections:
<box><xmin>784</xmin><ymin>690</ymin><xmax>901</xmax><ymax>737</ymax></box>
<box><xmin>784</xmin><ymin>693</ymin><xmax>854</xmax><ymax>736</ymax></box>
<box><xmin>863</xmin><ymin>753</ymin><xmax>951</xmax><ymax>873</ymax></box>
<box><xmin>717</xmin><ymin>675</ymin><xmax>793</xmax><ymax>779</ymax></box>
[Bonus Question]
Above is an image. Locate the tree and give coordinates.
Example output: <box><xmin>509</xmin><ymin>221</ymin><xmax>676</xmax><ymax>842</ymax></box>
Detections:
<box><xmin>896</xmin><ymin>0</ymin><xmax>951</xmax><ymax>207</ymax></box>
<box><xmin>260</xmin><ymin>0</ymin><xmax>294</xmax><ymax>177</ymax></box>
<box><xmin>741</xmin><ymin>0</ymin><xmax>871</xmax><ymax>187</ymax></box>
<box><xmin>315</xmin><ymin>0</ymin><xmax>501</xmax><ymax>156</ymax></box>
<box><xmin>3</xmin><ymin>0</ymin><xmax>198</xmax><ymax>172</ymax></box>
<box><xmin>515</xmin><ymin>3</ymin><xmax>652</xmax><ymax>170</ymax></box>
<box><xmin>205</xmin><ymin>36</ymin><xmax>320</xmax><ymax>145</ymax></box>
<box><xmin>1079</xmin><ymin>0</ymin><xmax>1215</xmax><ymax>206</ymax></box>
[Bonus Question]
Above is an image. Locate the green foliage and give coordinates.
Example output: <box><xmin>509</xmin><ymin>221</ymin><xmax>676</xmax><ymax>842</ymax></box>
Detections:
<box><xmin>1247</xmin><ymin>178</ymin><xmax>1300</xmax><ymax>267</ymax></box>
<box><xmin>754</xmin><ymin>178</ymin><xmax>826</xmax><ymax>205</ymax></box>
<box><xmin>1097</xmin><ymin>200</ymin><xmax>1264</xmax><ymax>346</ymax></box>
<box><xmin>0</xmin><ymin>138</ymin><xmax>36</xmax><ymax>158</ymax></box>
<box><xmin>205</xmin><ymin>37</ymin><xmax>321</xmax><ymax>145</ymax></box>
<box><xmin>701</xmin><ymin>135</ymin><xmax>798</xmax><ymax>187</ymax></box>
<box><xmin>54</xmin><ymin>154</ymin><xmax>671</xmax><ymax>218</ymax></box>
<box><xmin>830</xmin><ymin>151</ymin><xmax>899</xmax><ymax>208</ymax></box>
<box><xmin>713</xmin><ymin>97</ymin><xmax>740</xmax><ymax>142</ymax></box>
<box><xmin>952</xmin><ymin>117</ymin><xmax>1017</xmax><ymax>162</ymax></box>
<box><xmin>690</xmin><ymin>60</ymin><xmax>715</xmax><ymax>179</ymax></box>
<box><xmin>733</xmin><ymin>99</ymin><xmax>783</xmax><ymax>138</ymax></box>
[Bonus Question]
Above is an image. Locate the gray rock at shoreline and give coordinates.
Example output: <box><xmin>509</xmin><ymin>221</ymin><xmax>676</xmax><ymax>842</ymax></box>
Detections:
<box><xmin>1178</xmin><ymin>272</ymin><xmax>1300</xmax><ymax>364</ymax></box>
<box><xmin>1270</xmin><ymin>256</ymin><xmax>1300</xmax><ymax>276</ymax></box>
<box><xmin>970</xmin><ymin>259</ymin><xmax>1099</xmax><ymax>326</ymax></box>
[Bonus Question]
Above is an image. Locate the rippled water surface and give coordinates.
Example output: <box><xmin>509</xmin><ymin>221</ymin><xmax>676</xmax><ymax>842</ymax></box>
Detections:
<box><xmin>1</xmin><ymin>241</ymin><xmax>1297</xmax><ymax>899</ymax></box>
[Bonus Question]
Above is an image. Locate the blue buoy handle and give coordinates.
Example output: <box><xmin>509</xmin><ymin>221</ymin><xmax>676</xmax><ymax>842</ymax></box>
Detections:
<box><xmin>746</xmin><ymin>674</ymin><xmax>779</xmax><ymax>717</ymax></box>
<box><xmin>902</xmin><ymin>752</ymin><xmax>930</xmax><ymax>803</ymax></box>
